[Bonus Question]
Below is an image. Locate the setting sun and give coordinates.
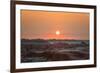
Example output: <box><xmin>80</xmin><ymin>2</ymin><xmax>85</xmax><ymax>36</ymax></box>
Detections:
<box><xmin>21</xmin><ymin>10</ymin><xmax>89</xmax><ymax>40</ymax></box>
<box><xmin>56</xmin><ymin>31</ymin><xmax>60</xmax><ymax>35</ymax></box>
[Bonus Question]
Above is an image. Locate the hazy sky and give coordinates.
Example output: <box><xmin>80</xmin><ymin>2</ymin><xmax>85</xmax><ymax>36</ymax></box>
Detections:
<box><xmin>21</xmin><ymin>10</ymin><xmax>89</xmax><ymax>40</ymax></box>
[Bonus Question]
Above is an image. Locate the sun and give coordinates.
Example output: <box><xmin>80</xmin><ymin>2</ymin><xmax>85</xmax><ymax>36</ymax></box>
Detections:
<box><xmin>56</xmin><ymin>30</ymin><xmax>60</xmax><ymax>35</ymax></box>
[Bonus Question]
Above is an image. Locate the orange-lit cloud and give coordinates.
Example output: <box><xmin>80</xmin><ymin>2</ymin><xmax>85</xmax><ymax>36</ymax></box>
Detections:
<box><xmin>21</xmin><ymin>10</ymin><xmax>89</xmax><ymax>40</ymax></box>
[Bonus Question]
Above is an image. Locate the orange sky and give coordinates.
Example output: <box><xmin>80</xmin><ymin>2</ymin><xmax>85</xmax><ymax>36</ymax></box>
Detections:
<box><xmin>21</xmin><ymin>10</ymin><xmax>89</xmax><ymax>40</ymax></box>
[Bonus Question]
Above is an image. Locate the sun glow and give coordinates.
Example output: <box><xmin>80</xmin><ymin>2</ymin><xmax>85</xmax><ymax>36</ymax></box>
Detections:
<box><xmin>56</xmin><ymin>31</ymin><xmax>60</xmax><ymax>35</ymax></box>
